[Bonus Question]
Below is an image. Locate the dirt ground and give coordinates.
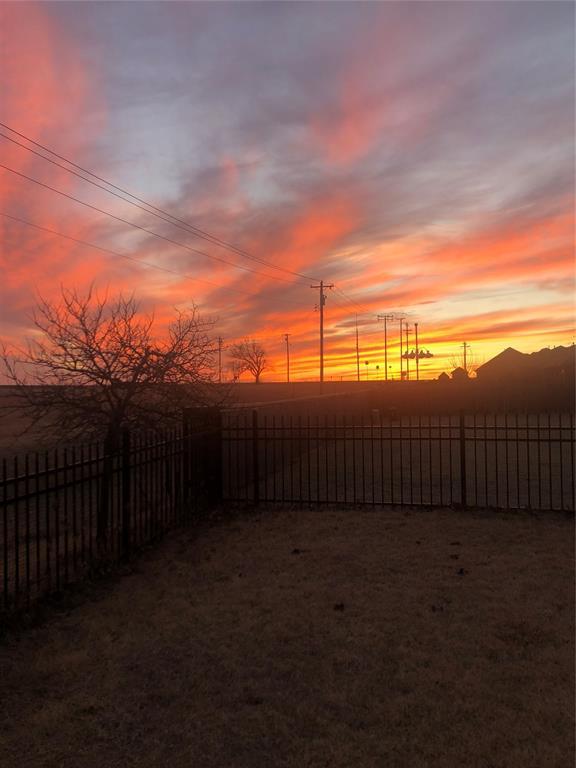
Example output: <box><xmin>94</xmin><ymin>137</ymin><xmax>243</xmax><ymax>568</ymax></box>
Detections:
<box><xmin>0</xmin><ymin>505</ymin><xmax>573</xmax><ymax>768</ymax></box>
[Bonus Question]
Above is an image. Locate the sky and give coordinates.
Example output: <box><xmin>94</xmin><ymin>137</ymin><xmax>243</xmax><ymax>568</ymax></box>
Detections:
<box><xmin>1</xmin><ymin>1</ymin><xmax>574</xmax><ymax>381</ymax></box>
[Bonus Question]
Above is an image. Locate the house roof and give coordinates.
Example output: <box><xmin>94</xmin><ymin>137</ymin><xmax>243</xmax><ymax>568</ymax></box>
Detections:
<box><xmin>477</xmin><ymin>347</ymin><xmax>524</xmax><ymax>370</ymax></box>
<box><xmin>477</xmin><ymin>344</ymin><xmax>575</xmax><ymax>378</ymax></box>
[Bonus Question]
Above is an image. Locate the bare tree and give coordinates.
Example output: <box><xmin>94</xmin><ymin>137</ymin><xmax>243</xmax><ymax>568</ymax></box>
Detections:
<box><xmin>2</xmin><ymin>286</ymin><xmax>223</xmax><ymax>444</ymax></box>
<box><xmin>228</xmin><ymin>339</ymin><xmax>268</xmax><ymax>383</ymax></box>
<box><xmin>449</xmin><ymin>344</ymin><xmax>482</xmax><ymax>378</ymax></box>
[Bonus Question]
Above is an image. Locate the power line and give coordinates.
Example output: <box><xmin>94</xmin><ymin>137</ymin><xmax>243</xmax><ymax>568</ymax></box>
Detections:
<box><xmin>327</xmin><ymin>290</ymin><xmax>371</xmax><ymax>319</ymax></box>
<box><xmin>332</xmin><ymin>286</ymin><xmax>373</xmax><ymax>317</ymax></box>
<box><xmin>0</xmin><ymin>211</ymin><xmax>311</xmax><ymax>306</ymax></box>
<box><xmin>0</xmin><ymin>162</ymin><xmax>309</xmax><ymax>286</ymax></box>
<box><xmin>0</xmin><ymin>124</ymin><xmax>392</xmax><ymax>327</ymax></box>
<box><xmin>0</xmin><ymin>124</ymin><xmax>383</xmax><ymax>312</ymax></box>
<box><xmin>0</xmin><ymin>124</ymin><xmax>318</xmax><ymax>282</ymax></box>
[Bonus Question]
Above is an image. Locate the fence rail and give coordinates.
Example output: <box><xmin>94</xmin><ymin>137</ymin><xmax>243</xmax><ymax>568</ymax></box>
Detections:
<box><xmin>1</xmin><ymin>409</ymin><xmax>574</xmax><ymax>616</ymax></box>
<box><xmin>1</xmin><ymin>409</ymin><xmax>222</xmax><ymax>614</ymax></box>
<box><xmin>223</xmin><ymin>411</ymin><xmax>575</xmax><ymax>512</ymax></box>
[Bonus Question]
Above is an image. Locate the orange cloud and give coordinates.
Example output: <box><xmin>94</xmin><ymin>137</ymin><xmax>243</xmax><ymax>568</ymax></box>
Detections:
<box><xmin>310</xmin><ymin>72</ymin><xmax>384</xmax><ymax>166</ymax></box>
<box><xmin>0</xmin><ymin>3</ymin><xmax>108</xmax><ymax>336</ymax></box>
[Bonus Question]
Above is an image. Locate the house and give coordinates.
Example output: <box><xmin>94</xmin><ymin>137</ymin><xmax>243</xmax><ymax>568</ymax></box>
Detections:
<box><xmin>476</xmin><ymin>345</ymin><xmax>575</xmax><ymax>383</ymax></box>
<box><xmin>475</xmin><ymin>347</ymin><xmax>527</xmax><ymax>381</ymax></box>
<box><xmin>451</xmin><ymin>366</ymin><xmax>469</xmax><ymax>382</ymax></box>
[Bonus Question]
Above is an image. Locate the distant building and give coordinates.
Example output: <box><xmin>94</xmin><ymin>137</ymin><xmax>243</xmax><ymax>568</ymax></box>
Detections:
<box><xmin>437</xmin><ymin>372</ymin><xmax>450</xmax><ymax>382</ymax></box>
<box><xmin>475</xmin><ymin>347</ymin><xmax>527</xmax><ymax>381</ymax></box>
<box><xmin>476</xmin><ymin>345</ymin><xmax>575</xmax><ymax>383</ymax></box>
<box><xmin>451</xmin><ymin>367</ymin><xmax>469</xmax><ymax>382</ymax></box>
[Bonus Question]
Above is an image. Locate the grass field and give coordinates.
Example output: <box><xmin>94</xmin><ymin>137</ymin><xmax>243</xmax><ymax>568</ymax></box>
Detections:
<box><xmin>0</xmin><ymin>385</ymin><xmax>358</xmax><ymax>461</ymax></box>
<box><xmin>1</xmin><ymin>505</ymin><xmax>573</xmax><ymax>768</ymax></box>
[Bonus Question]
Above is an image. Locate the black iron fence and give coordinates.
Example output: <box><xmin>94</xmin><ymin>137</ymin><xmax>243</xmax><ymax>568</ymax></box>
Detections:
<box><xmin>223</xmin><ymin>411</ymin><xmax>575</xmax><ymax>512</ymax></box>
<box><xmin>2</xmin><ymin>409</ymin><xmax>574</xmax><ymax>615</ymax></box>
<box><xmin>1</xmin><ymin>409</ymin><xmax>222</xmax><ymax>614</ymax></box>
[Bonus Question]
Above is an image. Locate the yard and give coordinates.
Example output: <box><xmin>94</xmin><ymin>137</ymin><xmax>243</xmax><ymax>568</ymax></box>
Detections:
<box><xmin>0</xmin><ymin>505</ymin><xmax>573</xmax><ymax>768</ymax></box>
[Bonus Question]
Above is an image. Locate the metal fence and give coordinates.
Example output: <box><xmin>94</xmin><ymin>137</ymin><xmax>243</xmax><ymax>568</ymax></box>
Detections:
<box><xmin>2</xmin><ymin>409</ymin><xmax>574</xmax><ymax>615</ymax></box>
<box><xmin>1</xmin><ymin>409</ymin><xmax>222</xmax><ymax>614</ymax></box>
<box><xmin>223</xmin><ymin>411</ymin><xmax>575</xmax><ymax>512</ymax></box>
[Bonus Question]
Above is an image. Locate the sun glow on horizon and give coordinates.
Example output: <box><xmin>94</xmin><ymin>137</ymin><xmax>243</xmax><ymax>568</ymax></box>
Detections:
<box><xmin>1</xmin><ymin>2</ymin><xmax>574</xmax><ymax>384</ymax></box>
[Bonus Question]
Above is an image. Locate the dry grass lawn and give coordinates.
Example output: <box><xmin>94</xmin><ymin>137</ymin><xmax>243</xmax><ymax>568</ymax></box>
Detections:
<box><xmin>0</xmin><ymin>505</ymin><xmax>573</xmax><ymax>768</ymax></box>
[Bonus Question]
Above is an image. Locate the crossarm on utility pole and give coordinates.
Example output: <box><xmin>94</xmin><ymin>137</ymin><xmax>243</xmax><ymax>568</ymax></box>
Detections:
<box><xmin>310</xmin><ymin>281</ymin><xmax>334</xmax><ymax>383</ymax></box>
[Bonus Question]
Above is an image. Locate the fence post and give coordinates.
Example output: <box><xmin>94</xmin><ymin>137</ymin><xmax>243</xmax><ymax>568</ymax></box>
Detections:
<box><xmin>121</xmin><ymin>428</ymin><xmax>131</xmax><ymax>559</ymax></box>
<box><xmin>97</xmin><ymin>430</ymin><xmax>115</xmax><ymax>552</ymax></box>
<box><xmin>182</xmin><ymin>407</ymin><xmax>223</xmax><ymax>511</ymax></box>
<box><xmin>182</xmin><ymin>411</ymin><xmax>191</xmax><ymax>515</ymax></box>
<box><xmin>459</xmin><ymin>412</ymin><xmax>467</xmax><ymax>507</ymax></box>
<box><xmin>252</xmin><ymin>409</ymin><xmax>260</xmax><ymax>506</ymax></box>
<box><xmin>204</xmin><ymin>408</ymin><xmax>223</xmax><ymax>507</ymax></box>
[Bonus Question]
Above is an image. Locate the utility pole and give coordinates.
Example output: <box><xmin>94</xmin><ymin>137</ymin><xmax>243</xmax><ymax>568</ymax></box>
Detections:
<box><xmin>355</xmin><ymin>314</ymin><xmax>360</xmax><ymax>382</ymax></box>
<box><xmin>284</xmin><ymin>333</ymin><xmax>291</xmax><ymax>383</ymax></box>
<box><xmin>377</xmin><ymin>314</ymin><xmax>394</xmax><ymax>381</ymax></box>
<box><xmin>399</xmin><ymin>318</ymin><xmax>403</xmax><ymax>381</ymax></box>
<box><xmin>461</xmin><ymin>341</ymin><xmax>471</xmax><ymax>374</ymax></box>
<box><xmin>405</xmin><ymin>323</ymin><xmax>410</xmax><ymax>380</ymax></box>
<box><xmin>217</xmin><ymin>336</ymin><xmax>223</xmax><ymax>383</ymax></box>
<box><xmin>310</xmin><ymin>280</ymin><xmax>334</xmax><ymax>383</ymax></box>
<box><xmin>415</xmin><ymin>322</ymin><xmax>419</xmax><ymax>381</ymax></box>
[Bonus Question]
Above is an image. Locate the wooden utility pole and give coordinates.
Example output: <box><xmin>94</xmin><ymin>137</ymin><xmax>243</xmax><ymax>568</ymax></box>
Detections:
<box><xmin>415</xmin><ymin>322</ymin><xmax>419</xmax><ymax>381</ymax></box>
<box><xmin>399</xmin><ymin>318</ymin><xmax>403</xmax><ymax>380</ymax></box>
<box><xmin>355</xmin><ymin>314</ymin><xmax>360</xmax><ymax>382</ymax></box>
<box><xmin>284</xmin><ymin>333</ymin><xmax>291</xmax><ymax>383</ymax></box>
<box><xmin>405</xmin><ymin>323</ymin><xmax>410</xmax><ymax>380</ymax></box>
<box><xmin>461</xmin><ymin>341</ymin><xmax>471</xmax><ymax>374</ymax></box>
<box><xmin>217</xmin><ymin>336</ymin><xmax>223</xmax><ymax>383</ymax></box>
<box><xmin>377</xmin><ymin>314</ymin><xmax>394</xmax><ymax>381</ymax></box>
<box><xmin>310</xmin><ymin>280</ymin><xmax>333</xmax><ymax>383</ymax></box>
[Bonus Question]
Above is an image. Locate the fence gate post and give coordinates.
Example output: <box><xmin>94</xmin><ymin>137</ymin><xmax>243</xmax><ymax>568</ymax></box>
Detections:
<box><xmin>182</xmin><ymin>407</ymin><xmax>223</xmax><ymax>511</ymax></box>
<box><xmin>121</xmin><ymin>428</ymin><xmax>131</xmax><ymax>559</ymax></box>
<box><xmin>459</xmin><ymin>412</ymin><xmax>467</xmax><ymax>507</ymax></box>
<box><xmin>204</xmin><ymin>408</ymin><xmax>223</xmax><ymax>508</ymax></box>
<box><xmin>252</xmin><ymin>409</ymin><xmax>260</xmax><ymax>506</ymax></box>
<box><xmin>97</xmin><ymin>430</ymin><xmax>115</xmax><ymax>552</ymax></box>
<box><xmin>182</xmin><ymin>411</ymin><xmax>192</xmax><ymax>515</ymax></box>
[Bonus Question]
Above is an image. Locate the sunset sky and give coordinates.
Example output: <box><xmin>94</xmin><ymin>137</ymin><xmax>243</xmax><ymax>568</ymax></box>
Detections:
<box><xmin>1</xmin><ymin>1</ymin><xmax>574</xmax><ymax>381</ymax></box>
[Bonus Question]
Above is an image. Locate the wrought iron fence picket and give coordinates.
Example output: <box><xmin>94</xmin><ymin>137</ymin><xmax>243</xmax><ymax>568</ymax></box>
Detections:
<box><xmin>2</xmin><ymin>410</ymin><xmax>574</xmax><ymax>615</ymax></box>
